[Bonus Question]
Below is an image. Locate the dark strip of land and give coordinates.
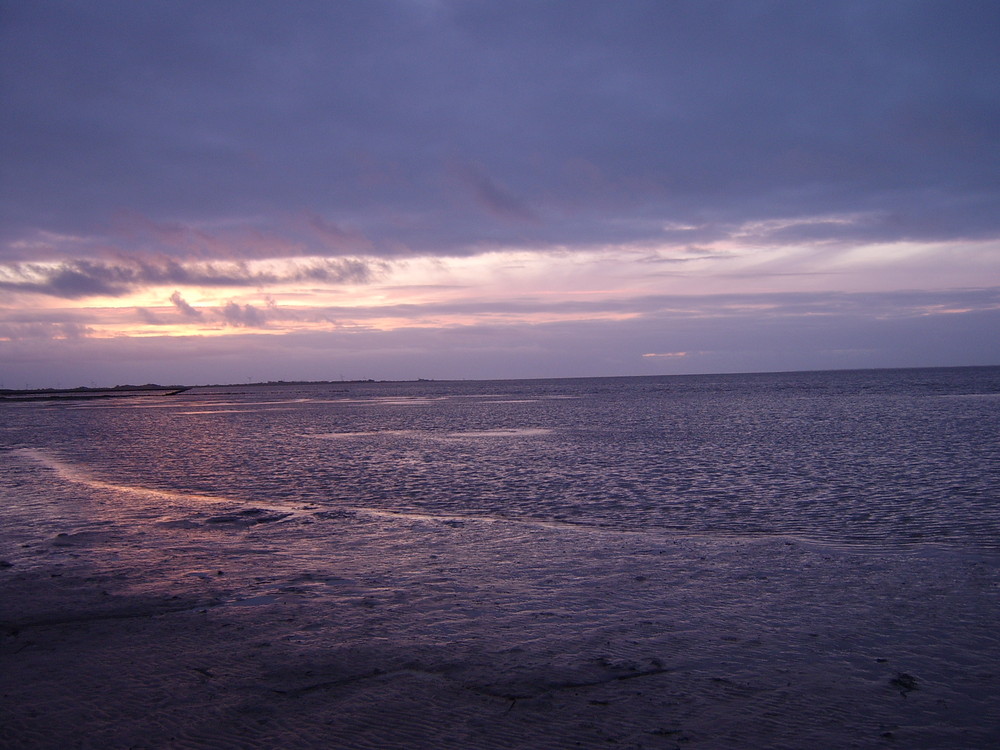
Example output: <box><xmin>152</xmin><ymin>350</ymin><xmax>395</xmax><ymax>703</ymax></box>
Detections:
<box><xmin>0</xmin><ymin>386</ymin><xmax>189</xmax><ymax>402</ymax></box>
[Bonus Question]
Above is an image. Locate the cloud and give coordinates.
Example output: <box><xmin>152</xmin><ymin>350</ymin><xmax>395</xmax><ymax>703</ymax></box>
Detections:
<box><xmin>1</xmin><ymin>2</ymin><xmax>998</xmax><ymax>385</ymax></box>
<box><xmin>135</xmin><ymin>307</ymin><xmax>161</xmax><ymax>325</ymax></box>
<box><xmin>452</xmin><ymin>163</ymin><xmax>539</xmax><ymax>223</ymax></box>
<box><xmin>220</xmin><ymin>301</ymin><xmax>267</xmax><ymax>328</ymax></box>
<box><xmin>0</xmin><ymin>259</ymin><xmax>133</xmax><ymax>298</ymax></box>
<box><xmin>0</xmin><ymin>321</ymin><xmax>94</xmax><ymax>341</ymax></box>
<box><xmin>296</xmin><ymin>287</ymin><xmax>1000</xmax><ymax>327</ymax></box>
<box><xmin>302</xmin><ymin>211</ymin><xmax>374</xmax><ymax>254</ymax></box>
<box><xmin>169</xmin><ymin>291</ymin><xmax>202</xmax><ymax>320</ymax></box>
<box><xmin>10</xmin><ymin>299</ymin><xmax>1000</xmax><ymax>387</ymax></box>
<box><xmin>0</xmin><ymin>257</ymin><xmax>385</xmax><ymax>299</ymax></box>
<box><xmin>293</xmin><ymin>258</ymin><xmax>382</xmax><ymax>284</ymax></box>
<box><xmin>4</xmin><ymin>1</ymin><xmax>995</xmax><ymax>260</ymax></box>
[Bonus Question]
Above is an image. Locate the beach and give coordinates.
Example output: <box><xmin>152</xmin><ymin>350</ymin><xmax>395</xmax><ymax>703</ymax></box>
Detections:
<box><xmin>3</xmin><ymin>475</ymin><xmax>998</xmax><ymax>748</ymax></box>
<box><xmin>2</xmin><ymin>373</ymin><xmax>999</xmax><ymax>748</ymax></box>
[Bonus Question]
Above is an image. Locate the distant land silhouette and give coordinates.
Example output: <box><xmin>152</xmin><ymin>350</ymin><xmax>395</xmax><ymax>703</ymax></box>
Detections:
<box><xmin>0</xmin><ymin>379</ymin><xmax>438</xmax><ymax>401</ymax></box>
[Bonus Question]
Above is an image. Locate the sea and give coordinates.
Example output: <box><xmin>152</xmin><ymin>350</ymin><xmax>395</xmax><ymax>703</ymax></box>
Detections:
<box><xmin>5</xmin><ymin>366</ymin><xmax>999</xmax><ymax>550</ymax></box>
<box><xmin>2</xmin><ymin>366</ymin><xmax>999</xmax><ymax>748</ymax></box>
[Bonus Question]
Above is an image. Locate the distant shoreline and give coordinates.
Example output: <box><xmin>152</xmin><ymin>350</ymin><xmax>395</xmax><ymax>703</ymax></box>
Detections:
<box><xmin>5</xmin><ymin>364</ymin><xmax>999</xmax><ymax>397</ymax></box>
<box><xmin>0</xmin><ymin>386</ymin><xmax>190</xmax><ymax>402</ymax></box>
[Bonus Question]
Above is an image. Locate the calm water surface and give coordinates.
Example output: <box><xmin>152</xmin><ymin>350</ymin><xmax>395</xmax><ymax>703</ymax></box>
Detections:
<box><xmin>4</xmin><ymin>366</ymin><xmax>999</xmax><ymax>550</ymax></box>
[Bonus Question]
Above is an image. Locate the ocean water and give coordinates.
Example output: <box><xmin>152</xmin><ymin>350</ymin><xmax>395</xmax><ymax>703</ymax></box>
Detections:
<box><xmin>4</xmin><ymin>366</ymin><xmax>999</xmax><ymax>549</ymax></box>
<box><xmin>2</xmin><ymin>367</ymin><xmax>999</xmax><ymax>748</ymax></box>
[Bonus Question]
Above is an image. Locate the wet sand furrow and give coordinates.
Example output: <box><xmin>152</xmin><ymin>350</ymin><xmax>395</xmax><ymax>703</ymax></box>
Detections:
<box><xmin>1</xmin><ymin>600</ymin><xmax>220</xmax><ymax>634</ymax></box>
<box><xmin>468</xmin><ymin>665</ymin><xmax>676</xmax><ymax>701</ymax></box>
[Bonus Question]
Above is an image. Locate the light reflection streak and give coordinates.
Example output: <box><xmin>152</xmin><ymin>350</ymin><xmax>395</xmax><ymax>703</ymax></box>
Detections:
<box><xmin>303</xmin><ymin>428</ymin><xmax>553</xmax><ymax>440</ymax></box>
<box><xmin>15</xmin><ymin>448</ymin><xmax>235</xmax><ymax>506</ymax></box>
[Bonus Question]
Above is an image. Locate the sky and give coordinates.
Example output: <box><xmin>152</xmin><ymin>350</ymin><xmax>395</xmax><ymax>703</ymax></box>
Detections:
<box><xmin>1</xmin><ymin>0</ymin><xmax>999</xmax><ymax>387</ymax></box>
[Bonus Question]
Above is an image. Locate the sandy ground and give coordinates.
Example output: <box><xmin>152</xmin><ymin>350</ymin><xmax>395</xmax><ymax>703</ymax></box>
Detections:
<box><xmin>2</xmin><ymin>465</ymin><xmax>1000</xmax><ymax>749</ymax></box>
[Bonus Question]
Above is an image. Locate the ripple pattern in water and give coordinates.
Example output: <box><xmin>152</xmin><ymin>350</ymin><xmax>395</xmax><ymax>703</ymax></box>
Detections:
<box><xmin>3</xmin><ymin>366</ymin><xmax>999</xmax><ymax>549</ymax></box>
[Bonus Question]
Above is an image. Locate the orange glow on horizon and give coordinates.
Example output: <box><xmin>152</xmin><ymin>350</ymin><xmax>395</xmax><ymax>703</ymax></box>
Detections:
<box><xmin>3</xmin><ymin>238</ymin><xmax>998</xmax><ymax>345</ymax></box>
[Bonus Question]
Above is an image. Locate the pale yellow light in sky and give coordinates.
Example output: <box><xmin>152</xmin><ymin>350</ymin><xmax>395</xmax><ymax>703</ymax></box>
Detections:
<box><xmin>3</xmin><ymin>234</ymin><xmax>998</xmax><ymax>343</ymax></box>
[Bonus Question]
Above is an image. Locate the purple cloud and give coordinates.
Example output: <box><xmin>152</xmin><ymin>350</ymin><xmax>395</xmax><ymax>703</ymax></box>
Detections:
<box><xmin>220</xmin><ymin>300</ymin><xmax>266</xmax><ymax>328</ymax></box>
<box><xmin>452</xmin><ymin>163</ymin><xmax>539</xmax><ymax>223</ymax></box>
<box><xmin>1</xmin><ymin>1</ymin><xmax>998</xmax><ymax>385</ymax></box>
<box><xmin>3</xmin><ymin>1</ymin><xmax>995</xmax><ymax>259</ymax></box>
<box><xmin>0</xmin><ymin>257</ymin><xmax>383</xmax><ymax>299</ymax></box>
<box><xmin>169</xmin><ymin>291</ymin><xmax>203</xmax><ymax>320</ymax></box>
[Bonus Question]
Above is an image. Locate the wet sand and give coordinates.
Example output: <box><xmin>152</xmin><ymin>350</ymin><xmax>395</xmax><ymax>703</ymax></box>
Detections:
<box><xmin>3</xmin><ymin>478</ymin><xmax>999</xmax><ymax>749</ymax></box>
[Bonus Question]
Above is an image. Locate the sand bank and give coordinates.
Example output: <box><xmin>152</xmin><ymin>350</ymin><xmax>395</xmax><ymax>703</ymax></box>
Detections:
<box><xmin>3</xmin><ymin>481</ymin><xmax>999</xmax><ymax>749</ymax></box>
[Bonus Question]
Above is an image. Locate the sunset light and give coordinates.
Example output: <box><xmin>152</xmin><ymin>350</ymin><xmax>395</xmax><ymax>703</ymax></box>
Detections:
<box><xmin>2</xmin><ymin>5</ymin><xmax>999</xmax><ymax>749</ymax></box>
<box><xmin>1</xmin><ymin>0</ymin><xmax>997</xmax><ymax>386</ymax></box>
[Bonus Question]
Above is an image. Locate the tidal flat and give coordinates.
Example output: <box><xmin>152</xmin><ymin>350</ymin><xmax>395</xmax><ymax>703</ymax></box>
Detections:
<box><xmin>2</xmin><ymin>370</ymin><xmax>999</xmax><ymax>748</ymax></box>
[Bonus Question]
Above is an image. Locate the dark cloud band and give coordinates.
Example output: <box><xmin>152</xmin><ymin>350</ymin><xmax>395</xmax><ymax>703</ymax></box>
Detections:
<box><xmin>0</xmin><ymin>257</ymin><xmax>383</xmax><ymax>299</ymax></box>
